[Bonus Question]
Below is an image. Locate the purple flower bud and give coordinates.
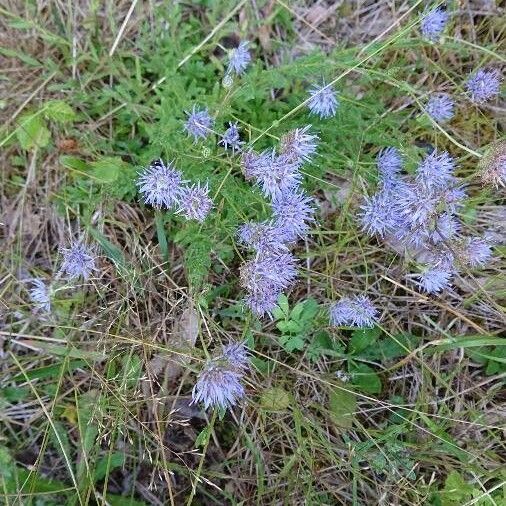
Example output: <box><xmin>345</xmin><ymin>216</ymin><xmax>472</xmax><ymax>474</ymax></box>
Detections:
<box><xmin>377</xmin><ymin>147</ymin><xmax>403</xmax><ymax>180</ymax></box>
<box><xmin>237</xmin><ymin>222</ymin><xmax>288</xmax><ymax>255</ymax></box>
<box><xmin>416</xmin><ymin>150</ymin><xmax>456</xmax><ymax>189</ymax></box>
<box><xmin>59</xmin><ymin>241</ymin><xmax>96</xmax><ymax>280</ymax></box>
<box><xmin>417</xmin><ymin>267</ymin><xmax>452</xmax><ymax>293</ymax></box>
<box><xmin>307</xmin><ymin>82</ymin><xmax>339</xmax><ymax>119</ymax></box>
<box><xmin>280</xmin><ymin>125</ymin><xmax>319</xmax><ymax>165</ymax></box>
<box><xmin>219</xmin><ymin>122</ymin><xmax>244</xmax><ymax>153</ymax></box>
<box><xmin>183</xmin><ymin>105</ymin><xmax>214</xmax><ymax>142</ymax></box>
<box><xmin>466</xmin><ymin>69</ymin><xmax>501</xmax><ymax>104</ymax></box>
<box><xmin>137</xmin><ymin>160</ymin><xmax>185</xmax><ymax>209</ymax></box>
<box><xmin>425</xmin><ymin>93</ymin><xmax>455</xmax><ymax>123</ymax></box>
<box><xmin>462</xmin><ymin>237</ymin><xmax>492</xmax><ymax>268</ymax></box>
<box><xmin>227</xmin><ymin>41</ymin><xmax>251</xmax><ymax>76</ymax></box>
<box><xmin>420</xmin><ymin>7</ymin><xmax>449</xmax><ymax>42</ymax></box>
<box><xmin>222</xmin><ymin>341</ymin><xmax>249</xmax><ymax>370</ymax></box>
<box><xmin>177</xmin><ymin>182</ymin><xmax>213</xmax><ymax>222</ymax></box>
<box><xmin>330</xmin><ymin>294</ymin><xmax>378</xmax><ymax>328</ymax></box>
<box><xmin>271</xmin><ymin>190</ymin><xmax>316</xmax><ymax>242</ymax></box>
<box><xmin>244</xmin><ymin>289</ymin><xmax>281</xmax><ymax>318</ymax></box>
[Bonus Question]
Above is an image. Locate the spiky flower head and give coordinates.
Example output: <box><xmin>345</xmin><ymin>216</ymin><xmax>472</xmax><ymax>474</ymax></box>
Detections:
<box><xmin>251</xmin><ymin>149</ymin><xmax>302</xmax><ymax>198</ymax></box>
<box><xmin>241</xmin><ymin>150</ymin><xmax>264</xmax><ymax>180</ymax></box>
<box><xmin>271</xmin><ymin>190</ymin><xmax>316</xmax><ymax>242</ymax></box>
<box><xmin>137</xmin><ymin>159</ymin><xmax>184</xmax><ymax>209</ymax></box>
<box><xmin>226</xmin><ymin>41</ymin><xmax>251</xmax><ymax>76</ymax></box>
<box><xmin>429</xmin><ymin>213</ymin><xmax>461</xmax><ymax>243</ymax></box>
<box><xmin>237</xmin><ymin>222</ymin><xmax>287</xmax><ymax>255</ymax></box>
<box><xmin>177</xmin><ymin>182</ymin><xmax>213</xmax><ymax>222</ymax></box>
<box><xmin>280</xmin><ymin>125</ymin><xmax>319</xmax><ymax>165</ymax></box>
<box><xmin>466</xmin><ymin>69</ymin><xmax>501</xmax><ymax>104</ymax></box>
<box><xmin>183</xmin><ymin>105</ymin><xmax>214</xmax><ymax>142</ymax></box>
<box><xmin>377</xmin><ymin>147</ymin><xmax>403</xmax><ymax>180</ymax></box>
<box><xmin>244</xmin><ymin>289</ymin><xmax>281</xmax><ymax>318</ymax></box>
<box><xmin>462</xmin><ymin>237</ymin><xmax>492</xmax><ymax>268</ymax></box>
<box><xmin>307</xmin><ymin>82</ymin><xmax>339</xmax><ymax>119</ymax></box>
<box><xmin>240</xmin><ymin>253</ymin><xmax>298</xmax><ymax>294</ymax></box>
<box><xmin>359</xmin><ymin>190</ymin><xmax>399</xmax><ymax>237</ymax></box>
<box><xmin>416</xmin><ymin>267</ymin><xmax>452</xmax><ymax>293</ymax></box>
<box><xmin>425</xmin><ymin>93</ymin><xmax>455</xmax><ymax>123</ymax></box>
<box><xmin>416</xmin><ymin>150</ymin><xmax>456</xmax><ymax>189</ymax></box>
<box><xmin>420</xmin><ymin>6</ymin><xmax>449</xmax><ymax>42</ymax></box>
<box><xmin>479</xmin><ymin>140</ymin><xmax>506</xmax><ymax>188</ymax></box>
<box><xmin>219</xmin><ymin>122</ymin><xmax>243</xmax><ymax>153</ymax></box>
<box><xmin>222</xmin><ymin>341</ymin><xmax>249</xmax><ymax>370</ymax></box>
<box><xmin>29</xmin><ymin>279</ymin><xmax>51</xmax><ymax>313</ymax></box>
<box><xmin>192</xmin><ymin>359</ymin><xmax>245</xmax><ymax>410</ymax></box>
<box><xmin>59</xmin><ymin>241</ymin><xmax>96</xmax><ymax>280</ymax></box>
<box><xmin>329</xmin><ymin>294</ymin><xmax>378</xmax><ymax>328</ymax></box>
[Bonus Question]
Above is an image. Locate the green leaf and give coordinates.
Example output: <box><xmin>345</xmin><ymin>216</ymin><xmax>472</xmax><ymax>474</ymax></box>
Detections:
<box><xmin>16</xmin><ymin>112</ymin><xmax>50</xmax><ymax>149</ymax></box>
<box><xmin>88</xmin><ymin>157</ymin><xmax>124</xmax><ymax>183</ymax></box>
<box><xmin>279</xmin><ymin>333</ymin><xmax>305</xmax><ymax>352</ymax></box>
<box><xmin>195</xmin><ymin>426</ymin><xmax>210</xmax><ymax>448</ymax></box>
<box><xmin>44</xmin><ymin>100</ymin><xmax>76</xmax><ymax>123</ymax></box>
<box><xmin>328</xmin><ymin>386</ymin><xmax>356</xmax><ymax>428</ymax></box>
<box><xmin>441</xmin><ymin>471</ymin><xmax>474</xmax><ymax>505</ymax></box>
<box><xmin>260</xmin><ymin>387</ymin><xmax>291</xmax><ymax>411</ymax></box>
<box><xmin>60</xmin><ymin>155</ymin><xmax>89</xmax><ymax>172</ymax></box>
<box><xmin>350</xmin><ymin>327</ymin><xmax>382</xmax><ymax>354</ymax></box>
<box><xmin>350</xmin><ymin>363</ymin><xmax>382</xmax><ymax>394</ymax></box>
<box><xmin>93</xmin><ymin>452</ymin><xmax>125</xmax><ymax>482</ymax></box>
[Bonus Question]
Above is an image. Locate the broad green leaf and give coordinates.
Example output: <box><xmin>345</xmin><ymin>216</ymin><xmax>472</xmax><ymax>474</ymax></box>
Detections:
<box><xmin>260</xmin><ymin>387</ymin><xmax>291</xmax><ymax>411</ymax></box>
<box><xmin>350</xmin><ymin>363</ymin><xmax>382</xmax><ymax>394</ymax></box>
<box><xmin>441</xmin><ymin>470</ymin><xmax>473</xmax><ymax>505</ymax></box>
<box><xmin>328</xmin><ymin>386</ymin><xmax>356</xmax><ymax>428</ymax></box>
<box><xmin>44</xmin><ymin>100</ymin><xmax>76</xmax><ymax>123</ymax></box>
<box><xmin>93</xmin><ymin>452</ymin><xmax>125</xmax><ymax>482</ymax></box>
<box><xmin>16</xmin><ymin>112</ymin><xmax>50</xmax><ymax>149</ymax></box>
<box><xmin>88</xmin><ymin>157</ymin><xmax>123</xmax><ymax>183</ymax></box>
<box><xmin>350</xmin><ymin>327</ymin><xmax>382</xmax><ymax>354</ymax></box>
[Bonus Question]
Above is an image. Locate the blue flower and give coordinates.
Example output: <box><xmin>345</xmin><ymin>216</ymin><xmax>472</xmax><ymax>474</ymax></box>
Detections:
<box><xmin>416</xmin><ymin>150</ymin><xmax>456</xmax><ymax>189</ymax></box>
<box><xmin>192</xmin><ymin>359</ymin><xmax>245</xmax><ymax>410</ymax></box>
<box><xmin>280</xmin><ymin>125</ymin><xmax>319</xmax><ymax>165</ymax></box>
<box><xmin>237</xmin><ymin>222</ymin><xmax>288</xmax><ymax>255</ymax></box>
<box><xmin>307</xmin><ymin>82</ymin><xmax>339</xmax><ymax>119</ymax></box>
<box><xmin>251</xmin><ymin>149</ymin><xmax>302</xmax><ymax>198</ymax></box>
<box><xmin>417</xmin><ymin>267</ymin><xmax>452</xmax><ymax>293</ymax></box>
<box><xmin>137</xmin><ymin>160</ymin><xmax>185</xmax><ymax>209</ymax></box>
<box><xmin>227</xmin><ymin>41</ymin><xmax>251</xmax><ymax>76</ymax></box>
<box><xmin>271</xmin><ymin>190</ymin><xmax>316</xmax><ymax>242</ymax></box>
<box><xmin>425</xmin><ymin>93</ymin><xmax>455</xmax><ymax>123</ymax></box>
<box><xmin>219</xmin><ymin>122</ymin><xmax>243</xmax><ymax>153</ymax></box>
<box><xmin>377</xmin><ymin>147</ymin><xmax>403</xmax><ymax>180</ymax></box>
<box><xmin>222</xmin><ymin>341</ymin><xmax>249</xmax><ymax>370</ymax></box>
<box><xmin>359</xmin><ymin>190</ymin><xmax>400</xmax><ymax>237</ymax></box>
<box><xmin>29</xmin><ymin>279</ymin><xmax>51</xmax><ymax>313</ymax></box>
<box><xmin>463</xmin><ymin>237</ymin><xmax>492</xmax><ymax>268</ymax></box>
<box><xmin>59</xmin><ymin>241</ymin><xmax>96</xmax><ymax>280</ymax></box>
<box><xmin>183</xmin><ymin>105</ymin><xmax>214</xmax><ymax>142</ymax></box>
<box><xmin>177</xmin><ymin>182</ymin><xmax>213</xmax><ymax>222</ymax></box>
<box><xmin>330</xmin><ymin>295</ymin><xmax>378</xmax><ymax>328</ymax></box>
<box><xmin>466</xmin><ymin>69</ymin><xmax>501</xmax><ymax>104</ymax></box>
<box><xmin>244</xmin><ymin>289</ymin><xmax>280</xmax><ymax>318</ymax></box>
<box><xmin>429</xmin><ymin>213</ymin><xmax>460</xmax><ymax>243</ymax></box>
<box><xmin>420</xmin><ymin>6</ymin><xmax>449</xmax><ymax>42</ymax></box>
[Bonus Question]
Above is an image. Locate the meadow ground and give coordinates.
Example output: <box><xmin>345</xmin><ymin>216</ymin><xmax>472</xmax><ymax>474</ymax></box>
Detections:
<box><xmin>0</xmin><ymin>0</ymin><xmax>505</xmax><ymax>505</ymax></box>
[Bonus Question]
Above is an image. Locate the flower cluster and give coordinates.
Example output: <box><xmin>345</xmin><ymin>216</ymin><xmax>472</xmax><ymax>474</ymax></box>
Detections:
<box><xmin>425</xmin><ymin>93</ymin><xmax>455</xmax><ymax>123</ymax></box>
<box><xmin>239</xmin><ymin>126</ymin><xmax>318</xmax><ymax>316</ymax></box>
<box><xmin>420</xmin><ymin>6</ymin><xmax>449</xmax><ymax>42</ymax></box>
<box><xmin>359</xmin><ymin>148</ymin><xmax>494</xmax><ymax>293</ymax></box>
<box><xmin>136</xmin><ymin>159</ymin><xmax>212</xmax><ymax>222</ymax></box>
<box><xmin>192</xmin><ymin>341</ymin><xmax>249</xmax><ymax>410</ymax></box>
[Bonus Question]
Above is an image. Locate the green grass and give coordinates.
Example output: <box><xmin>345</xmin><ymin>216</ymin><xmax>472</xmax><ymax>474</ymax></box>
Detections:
<box><xmin>1</xmin><ymin>1</ymin><xmax>505</xmax><ymax>505</ymax></box>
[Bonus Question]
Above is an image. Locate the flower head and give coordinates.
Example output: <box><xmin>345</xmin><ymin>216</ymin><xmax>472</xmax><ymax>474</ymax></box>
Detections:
<box><xmin>227</xmin><ymin>41</ymin><xmax>251</xmax><ymax>76</ymax></box>
<box><xmin>237</xmin><ymin>222</ymin><xmax>287</xmax><ymax>255</ymax></box>
<box><xmin>416</xmin><ymin>150</ymin><xmax>456</xmax><ymax>189</ymax></box>
<box><xmin>192</xmin><ymin>359</ymin><xmax>245</xmax><ymax>410</ymax></box>
<box><xmin>359</xmin><ymin>190</ymin><xmax>400</xmax><ymax>237</ymax></box>
<box><xmin>271</xmin><ymin>190</ymin><xmax>316</xmax><ymax>242</ymax></box>
<box><xmin>280</xmin><ymin>126</ymin><xmax>319</xmax><ymax>165</ymax></box>
<box><xmin>137</xmin><ymin>160</ymin><xmax>184</xmax><ymax>209</ymax></box>
<box><xmin>177</xmin><ymin>182</ymin><xmax>213</xmax><ymax>222</ymax></box>
<box><xmin>244</xmin><ymin>289</ymin><xmax>281</xmax><ymax>317</ymax></box>
<box><xmin>417</xmin><ymin>267</ymin><xmax>452</xmax><ymax>293</ymax></box>
<box><xmin>59</xmin><ymin>241</ymin><xmax>96</xmax><ymax>280</ymax></box>
<box><xmin>183</xmin><ymin>105</ymin><xmax>214</xmax><ymax>142</ymax></box>
<box><xmin>29</xmin><ymin>279</ymin><xmax>51</xmax><ymax>313</ymax></box>
<box><xmin>462</xmin><ymin>237</ymin><xmax>492</xmax><ymax>268</ymax></box>
<box><xmin>377</xmin><ymin>147</ymin><xmax>403</xmax><ymax>180</ymax></box>
<box><xmin>466</xmin><ymin>69</ymin><xmax>501</xmax><ymax>104</ymax></box>
<box><xmin>222</xmin><ymin>341</ymin><xmax>249</xmax><ymax>370</ymax></box>
<box><xmin>219</xmin><ymin>122</ymin><xmax>243</xmax><ymax>153</ymax></box>
<box><xmin>425</xmin><ymin>93</ymin><xmax>455</xmax><ymax>123</ymax></box>
<box><xmin>307</xmin><ymin>82</ymin><xmax>339</xmax><ymax>119</ymax></box>
<box><xmin>420</xmin><ymin>6</ymin><xmax>449</xmax><ymax>42</ymax></box>
<box><xmin>251</xmin><ymin>149</ymin><xmax>302</xmax><ymax>198</ymax></box>
<box><xmin>329</xmin><ymin>295</ymin><xmax>378</xmax><ymax>328</ymax></box>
